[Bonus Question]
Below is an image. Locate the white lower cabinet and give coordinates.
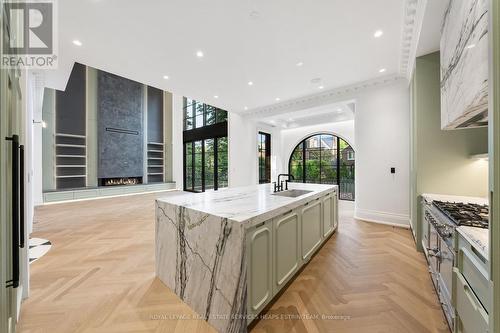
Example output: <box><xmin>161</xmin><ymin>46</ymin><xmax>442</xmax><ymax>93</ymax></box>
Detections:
<box><xmin>301</xmin><ymin>199</ymin><xmax>322</xmax><ymax>261</ymax></box>
<box><xmin>246</xmin><ymin>220</ymin><xmax>273</xmax><ymax>318</ymax></box>
<box><xmin>273</xmin><ymin>210</ymin><xmax>300</xmax><ymax>294</ymax></box>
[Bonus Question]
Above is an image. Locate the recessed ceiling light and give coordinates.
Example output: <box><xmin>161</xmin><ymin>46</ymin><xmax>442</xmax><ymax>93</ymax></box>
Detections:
<box><xmin>288</xmin><ymin>118</ymin><xmax>294</xmax><ymax>122</ymax></box>
<box><xmin>318</xmin><ymin>85</ymin><xmax>324</xmax><ymax>90</ymax></box>
<box><xmin>275</xmin><ymin>97</ymin><xmax>281</xmax><ymax>101</ymax></box>
<box><xmin>296</xmin><ymin>61</ymin><xmax>304</xmax><ymax>67</ymax></box>
<box><xmin>374</xmin><ymin>30</ymin><xmax>384</xmax><ymax>38</ymax></box>
<box><xmin>379</xmin><ymin>68</ymin><xmax>387</xmax><ymax>73</ymax></box>
<box><xmin>248</xmin><ymin>81</ymin><xmax>253</xmax><ymax>86</ymax></box>
<box><xmin>466</xmin><ymin>44</ymin><xmax>476</xmax><ymax>49</ymax></box>
<box><xmin>214</xmin><ymin>95</ymin><xmax>219</xmax><ymax>99</ymax></box>
<box><xmin>196</xmin><ymin>50</ymin><xmax>204</xmax><ymax>58</ymax></box>
<box><xmin>163</xmin><ymin>75</ymin><xmax>169</xmax><ymax>80</ymax></box>
<box><xmin>72</xmin><ymin>39</ymin><xmax>82</xmax><ymax>46</ymax></box>
<box><xmin>336</xmin><ymin>108</ymin><xmax>342</xmax><ymax>112</ymax></box>
<box><xmin>250</xmin><ymin>11</ymin><xmax>260</xmax><ymax>19</ymax></box>
<box><xmin>244</xmin><ymin>106</ymin><xmax>248</xmax><ymax>110</ymax></box>
<box><xmin>269</xmin><ymin>119</ymin><xmax>276</xmax><ymax>124</ymax></box>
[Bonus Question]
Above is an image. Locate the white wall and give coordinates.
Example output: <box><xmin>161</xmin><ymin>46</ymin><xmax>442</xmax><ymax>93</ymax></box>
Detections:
<box><xmin>354</xmin><ymin>80</ymin><xmax>410</xmax><ymax>226</ymax></box>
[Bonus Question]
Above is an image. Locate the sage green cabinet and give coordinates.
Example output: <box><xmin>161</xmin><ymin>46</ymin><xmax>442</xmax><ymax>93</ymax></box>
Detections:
<box><xmin>246</xmin><ymin>190</ymin><xmax>338</xmax><ymax>323</ymax></box>
<box><xmin>246</xmin><ymin>220</ymin><xmax>273</xmax><ymax>317</ymax></box>
<box><xmin>453</xmin><ymin>232</ymin><xmax>491</xmax><ymax>333</ymax></box>
<box><xmin>322</xmin><ymin>193</ymin><xmax>337</xmax><ymax>237</ymax></box>
<box><xmin>301</xmin><ymin>199</ymin><xmax>322</xmax><ymax>261</ymax></box>
<box><xmin>273</xmin><ymin>210</ymin><xmax>300</xmax><ymax>294</ymax></box>
<box><xmin>454</xmin><ymin>268</ymin><xmax>489</xmax><ymax>333</ymax></box>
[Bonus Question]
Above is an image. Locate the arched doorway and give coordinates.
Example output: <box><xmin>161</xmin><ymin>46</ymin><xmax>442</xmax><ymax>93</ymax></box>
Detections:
<box><xmin>288</xmin><ymin>133</ymin><xmax>355</xmax><ymax>200</ymax></box>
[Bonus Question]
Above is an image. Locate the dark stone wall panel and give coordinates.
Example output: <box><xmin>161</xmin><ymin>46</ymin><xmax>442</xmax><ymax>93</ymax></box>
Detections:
<box><xmin>98</xmin><ymin>71</ymin><xmax>144</xmax><ymax>179</ymax></box>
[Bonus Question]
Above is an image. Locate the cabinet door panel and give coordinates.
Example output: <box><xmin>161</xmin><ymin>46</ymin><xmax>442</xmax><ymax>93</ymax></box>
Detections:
<box><xmin>301</xmin><ymin>200</ymin><xmax>322</xmax><ymax>260</ymax></box>
<box><xmin>247</xmin><ymin>221</ymin><xmax>272</xmax><ymax>316</ymax></box>
<box><xmin>322</xmin><ymin>195</ymin><xmax>333</xmax><ymax>237</ymax></box>
<box><xmin>333</xmin><ymin>192</ymin><xmax>338</xmax><ymax>230</ymax></box>
<box><xmin>274</xmin><ymin>211</ymin><xmax>300</xmax><ymax>292</ymax></box>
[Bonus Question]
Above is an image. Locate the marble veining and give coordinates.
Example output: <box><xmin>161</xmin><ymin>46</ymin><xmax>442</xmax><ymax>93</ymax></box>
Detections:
<box><xmin>457</xmin><ymin>226</ymin><xmax>489</xmax><ymax>259</ymax></box>
<box><xmin>156</xmin><ymin>202</ymin><xmax>247</xmax><ymax>332</ymax></box>
<box><xmin>157</xmin><ymin>183</ymin><xmax>336</xmax><ymax>227</ymax></box>
<box><xmin>156</xmin><ymin>183</ymin><xmax>336</xmax><ymax>332</ymax></box>
<box><xmin>440</xmin><ymin>0</ymin><xmax>488</xmax><ymax>128</ymax></box>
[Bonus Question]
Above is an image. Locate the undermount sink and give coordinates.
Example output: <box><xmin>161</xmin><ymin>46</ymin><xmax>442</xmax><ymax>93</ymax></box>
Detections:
<box><xmin>272</xmin><ymin>189</ymin><xmax>312</xmax><ymax>198</ymax></box>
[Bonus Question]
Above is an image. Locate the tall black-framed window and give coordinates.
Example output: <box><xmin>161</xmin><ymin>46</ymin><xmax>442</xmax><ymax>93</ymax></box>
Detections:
<box><xmin>288</xmin><ymin>133</ymin><xmax>355</xmax><ymax>201</ymax></box>
<box><xmin>183</xmin><ymin>98</ymin><xmax>228</xmax><ymax>192</ymax></box>
<box><xmin>258</xmin><ymin>132</ymin><xmax>271</xmax><ymax>184</ymax></box>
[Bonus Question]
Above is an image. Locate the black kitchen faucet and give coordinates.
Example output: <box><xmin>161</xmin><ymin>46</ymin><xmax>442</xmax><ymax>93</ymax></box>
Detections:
<box><xmin>274</xmin><ymin>174</ymin><xmax>295</xmax><ymax>192</ymax></box>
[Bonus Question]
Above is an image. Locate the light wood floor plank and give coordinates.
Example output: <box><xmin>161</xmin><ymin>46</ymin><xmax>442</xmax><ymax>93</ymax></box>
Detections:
<box><xmin>18</xmin><ymin>192</ymin><xmax>448</xmax><ymax>333</ymax></box>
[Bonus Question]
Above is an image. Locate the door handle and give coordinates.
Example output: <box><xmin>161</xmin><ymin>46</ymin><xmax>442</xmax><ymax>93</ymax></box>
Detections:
<box><xmin>5</xmin><ymin>135</ymin><xmax>20</xmax><ymax>288</ymax></box>
<box><xmin>19</xmin><ymin>145</ymin><xmax>25</xmax><ymax>248</ymax></box>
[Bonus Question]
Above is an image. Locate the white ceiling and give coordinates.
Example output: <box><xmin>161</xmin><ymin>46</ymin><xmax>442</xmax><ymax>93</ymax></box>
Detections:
<box><xmin>47</xmin><ymin>0</ymin><xmax>438</xmax><ymax>114</ymax></box>
<box><xmin>259</xmin><ymin>101</ymin><xmax>354</xmax><ymax>129</ymax></box>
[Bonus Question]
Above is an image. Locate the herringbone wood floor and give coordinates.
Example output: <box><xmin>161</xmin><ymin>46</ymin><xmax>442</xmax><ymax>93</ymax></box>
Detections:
<box><xmin>18</xmin><ymin>192</ymin><xmax>449</xmax><ymax>333</ymax></box>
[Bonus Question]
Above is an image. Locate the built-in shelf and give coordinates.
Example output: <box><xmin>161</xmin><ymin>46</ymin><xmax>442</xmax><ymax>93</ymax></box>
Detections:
<box><xmin>56</xmin><ymin>133</ymin><xmax>86</xmax><ymax>139</ymax></box>
<box><xmin>56</xmin><ymin>154</ymin><xmax>86</xmax><ymax>158</ymax></box>
<box><xmin>56</xmin><ymin>175</ymin><xmax>86</xmax><ymax>179</ymax></box>
<box><xmin>56</xmin><ymin>144</ymin><xmax>86</xmax><ymax>148</ymax></box>
<box><xmin>55</xmin><ymin>132</ymin><xmax>87</xmax><ymax>189</ymax></box>
<box><xmin>147</xmin><ymin>142</ymin><xmax>165</xmax><ymax>182</ymax></box>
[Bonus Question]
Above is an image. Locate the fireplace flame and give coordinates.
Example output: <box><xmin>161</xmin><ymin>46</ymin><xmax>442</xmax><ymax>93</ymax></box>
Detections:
<box><xmin>104</xmin><ymin>177</ymin><xmax>141</xmax><ymax>186</ymax></box>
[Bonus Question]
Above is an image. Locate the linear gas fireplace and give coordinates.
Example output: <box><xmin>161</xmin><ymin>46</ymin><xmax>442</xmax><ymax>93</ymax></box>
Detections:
<box><xmin>99</xmin><ymin>177</ymin><xmax>143</xmax><ymax>187</ymax></box>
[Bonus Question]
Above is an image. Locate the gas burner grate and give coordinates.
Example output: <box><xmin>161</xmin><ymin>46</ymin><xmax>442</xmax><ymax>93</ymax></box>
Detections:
<box><xmin>433</xmin><ymin>201</ymin><xmax>489</xmax><ymax>228</ymax></box>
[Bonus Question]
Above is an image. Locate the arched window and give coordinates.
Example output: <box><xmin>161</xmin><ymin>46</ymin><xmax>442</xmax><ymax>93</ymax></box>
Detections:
<box><xmin>289</xmin><ymin>133</ymin><xmax>355</xmax><ymax>201</ymax></box>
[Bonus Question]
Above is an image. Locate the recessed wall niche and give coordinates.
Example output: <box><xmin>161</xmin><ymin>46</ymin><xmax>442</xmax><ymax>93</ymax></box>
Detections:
<box><xmin>42</xmin><ymin>63</ymin><xmax>173</xmax><ymax>194</ymax></box>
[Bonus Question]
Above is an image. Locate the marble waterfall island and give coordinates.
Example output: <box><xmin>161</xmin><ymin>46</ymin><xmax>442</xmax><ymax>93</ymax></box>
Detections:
<box><xmin>155</xmin><ymin>183</ymin><xmax>338</xmax><ymax>333</ymax></box>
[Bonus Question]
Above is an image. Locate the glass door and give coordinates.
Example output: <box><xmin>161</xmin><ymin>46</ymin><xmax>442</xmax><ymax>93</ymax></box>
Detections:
<box><xmin>184</xmin><ymin>137</ymin><xmax>227</xmax><ymax>192</ymax></box>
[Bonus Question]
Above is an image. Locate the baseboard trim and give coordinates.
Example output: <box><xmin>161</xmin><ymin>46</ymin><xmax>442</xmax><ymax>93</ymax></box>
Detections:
<box><xmin>354</xmin><ymin>209</ymin><xmax>410</xmax><ymax>229</ymax></box>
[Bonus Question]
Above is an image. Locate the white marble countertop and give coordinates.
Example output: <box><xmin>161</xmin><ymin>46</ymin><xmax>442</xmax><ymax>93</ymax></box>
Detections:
<box><xmin>457</xmin><ymin>226</ymin><xmax>489</xmax><ymax>260</ymax></box>
<box><xmin>156</xmin><ymin>183</ymin><xmax>337</xmax><ymax>226</ymax></box>
<box><xmin>421</xmin><ymin>193</ymin><xmax>488</xmax><ymax>206</ymax></box>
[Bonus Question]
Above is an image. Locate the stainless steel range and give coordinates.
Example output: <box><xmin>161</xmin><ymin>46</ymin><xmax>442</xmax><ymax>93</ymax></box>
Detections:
<box><xmin>422</xmin><ymin>200</ymin><xmax>489</xmax><ymax>331</ymax></box>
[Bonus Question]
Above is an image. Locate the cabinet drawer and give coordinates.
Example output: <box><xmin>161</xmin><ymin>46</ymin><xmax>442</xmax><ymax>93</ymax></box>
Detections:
<box><xmin>454</xmin><ymin>268</ymin><xmax>489</xmax><ymax>333</ymax></box>
<box><xmin>456</xmin><ymin>238</ymin><xmax>491</xmax><ymax>313</ymax></box>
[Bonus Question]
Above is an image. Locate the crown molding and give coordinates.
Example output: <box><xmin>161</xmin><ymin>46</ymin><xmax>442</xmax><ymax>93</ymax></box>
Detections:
<box><xmin>243</xmin><ymin>74</ymin><xmax>404</xmax><ymax>119</ymax></box>
<box><xmin>399</xmin><ymin>0</ymin><xmax>427</xmax><ymax>80</ymax></box>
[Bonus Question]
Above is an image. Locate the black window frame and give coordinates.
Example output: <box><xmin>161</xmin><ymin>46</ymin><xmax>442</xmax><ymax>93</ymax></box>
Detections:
<box><xmin>288</xmin><ymin>133</ymin><xmax>355</xmax><ymax>201</ymax></box>
<box><xmin>258</xmin><ymin>132</ymin><xmax>271</xmax><ymax>184</ymax></box>
<box><xmin>183</xmin><ymin>97</ymin><xmax>228</xmax><ymax>192</ymax></box>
